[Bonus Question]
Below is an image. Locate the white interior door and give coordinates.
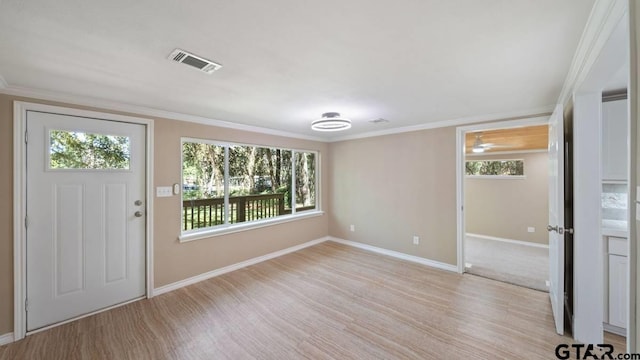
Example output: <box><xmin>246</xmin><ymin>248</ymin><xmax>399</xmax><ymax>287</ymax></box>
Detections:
<box><xmin>548</xmin><ymin>104</ymin><xmax>565</xmax><ymax>335</ymax></box>
<box><xmin>26</xmin><ymin>110</ymin><xmax>146</xmax><ymax>331</ymax></box>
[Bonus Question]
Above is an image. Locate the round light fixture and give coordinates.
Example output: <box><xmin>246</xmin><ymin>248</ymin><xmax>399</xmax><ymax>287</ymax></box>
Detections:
<box><xmin>311</xmin><ymin>112</ymin><xmax>352</xmax><ymax>132</ymax></box>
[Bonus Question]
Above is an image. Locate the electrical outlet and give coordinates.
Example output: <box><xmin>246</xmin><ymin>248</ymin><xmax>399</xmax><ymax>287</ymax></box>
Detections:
<box><xmin>527</xmin><ymin>227</ymin><xmax>535</xmax><ymax>233</ymax></box>
<box><xmin>350</xmin><ymin>224</ymin><xmax>355</xmax><ymax>232</ymax></box>
<box><xmin>412</xmin><ymin>236</ymin><xmax>420</xmax><ymax>245</ymax></box>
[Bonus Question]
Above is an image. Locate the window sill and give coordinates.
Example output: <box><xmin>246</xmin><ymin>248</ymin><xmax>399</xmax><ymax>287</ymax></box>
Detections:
<box><xmin>465</xmin><ymin>175</ymin><xmax>526</xmax><ymax>180</ymax></box>
<box><xmin>179</xmin><ymin>210</ymin><xmax>325</xmax><ymax>243</ymax></box>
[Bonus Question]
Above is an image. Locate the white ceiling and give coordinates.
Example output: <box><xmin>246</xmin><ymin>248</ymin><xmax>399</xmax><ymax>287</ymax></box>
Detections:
<box><xmin>0</xmin><ymin>0</ymin><xmax>595</xmax><ymax>140</ymax></box>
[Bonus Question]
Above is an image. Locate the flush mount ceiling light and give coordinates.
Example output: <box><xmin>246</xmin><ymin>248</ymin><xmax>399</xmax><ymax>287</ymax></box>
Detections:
<box><xmin>311</xmin><ymin>112</ymin><xmax>352</xmax><ymax>132</ymax></box>
<box><xmin>472</xmin><ymin>133</ymin><xmax>486</xmax><ymax>153</ymax></box>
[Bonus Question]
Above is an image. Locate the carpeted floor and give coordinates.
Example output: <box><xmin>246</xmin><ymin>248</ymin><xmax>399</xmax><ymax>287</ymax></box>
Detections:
<box><xmin>465</xmin><ymin>235</ymin><xmax>549</xmax><ymax>292</ymax></box>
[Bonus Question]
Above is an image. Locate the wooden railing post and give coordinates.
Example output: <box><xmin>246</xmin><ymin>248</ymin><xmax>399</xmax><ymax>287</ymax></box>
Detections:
<box><xmin>278</xmin><ymin>193</ymin><xmax>285</xmax><ymax>215</ymax></box>
<box><xmin>237</xmin><ymin>197</ymin><xmax>246</xmax><ymax>223</ymax></box>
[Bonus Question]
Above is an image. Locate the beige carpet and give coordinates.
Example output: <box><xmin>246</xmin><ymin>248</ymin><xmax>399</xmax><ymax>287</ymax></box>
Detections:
<box><xmin>465</xmin><ymin>235</ymin><xmax>549</xmax><ymax>292</ymax></box>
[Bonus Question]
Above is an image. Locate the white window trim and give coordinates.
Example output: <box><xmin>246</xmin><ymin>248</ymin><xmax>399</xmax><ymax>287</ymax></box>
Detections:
<box><xmin>179</xmin><ymin>210</ymin><xmax>324</xmax><ymax>242</ymax></box>
<box><xmin>180</xmin><ymin>137</ymin><xmax>321</xmax><ymax>241</ymax></box>
<box><xmin>465</xmin><ymin>175</ymin><xmax>527</xmax><ymax>180</ymax></box>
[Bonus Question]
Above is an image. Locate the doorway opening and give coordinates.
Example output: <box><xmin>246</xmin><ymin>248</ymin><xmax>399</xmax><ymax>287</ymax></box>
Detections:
<box><xmin>462</xmin><ymin>124</ymin><xmax>550</xmax><ymax>292</ymax></box>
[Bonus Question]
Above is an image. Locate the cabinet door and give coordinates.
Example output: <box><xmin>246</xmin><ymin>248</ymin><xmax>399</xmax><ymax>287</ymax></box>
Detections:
<box><xmin>601</xmin><ymin>99</ymin><xmax>628</xmax><ymax>181</ymax></box>
<box><xmin>608</xmin><ymin>254</ymin><xmax>628</xmax><ymax>328</ymax></box>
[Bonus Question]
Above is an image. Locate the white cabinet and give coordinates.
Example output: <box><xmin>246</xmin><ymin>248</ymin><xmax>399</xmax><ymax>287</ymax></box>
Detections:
<box><xmin>604</xmin><ymin>236</ymin><xmax>628</xmax><ymax>332</ymax></box>
<box><xmin>601</xmin><ymin>99</ymin><xmax>628</xmax><ymax>181</ymax></box>
<box><xmin>608</xmin><ymin>254</ymin><xmax>628</xmax><ymax>328</ymax></box>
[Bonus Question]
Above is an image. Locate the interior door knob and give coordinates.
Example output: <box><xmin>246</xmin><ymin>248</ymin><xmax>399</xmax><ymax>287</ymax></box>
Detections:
<box><xmin>134</xmin><ymin>200</ymin><xmax>143</xmax><ymax>206</ymax></box>
<box><xmin>134</xmin><ymin>211</ymin><xmax>143</xmax><ymax>218</ymax></box>
<box><xmin>547</xmin><ymin>225</ymin><xmax>558</xmax><ymax>232</ymax></box>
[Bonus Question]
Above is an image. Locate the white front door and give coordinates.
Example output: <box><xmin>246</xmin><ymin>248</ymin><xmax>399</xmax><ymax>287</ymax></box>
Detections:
<box><xmin>548</xmin><ymin>104</ymin><xmax>565</xmax><ymax>335</ymax></box>
<box><xmin>26</xmin><ymin>110</ymin><xmax>146</xmax><ymax>331</ymax></box>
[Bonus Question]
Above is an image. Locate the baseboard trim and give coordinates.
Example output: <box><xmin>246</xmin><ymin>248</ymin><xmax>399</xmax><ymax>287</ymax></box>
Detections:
<box><xmin>154</xmin><ymin>237</ymin><xmax>329</xmax><ymax>295</ymax></box>
<box><xmin>603</xmin><ymin>323</ymin><xmax>626</xmax><ymax>337</ymax></box>
<box><xmin>466</xmin><ymin>233</ymin><xmax>549</xmax><ymax>249</ymax></box>
<box><xmin>0</xmin><ymin>332</ymin><xmax>14</xmax><ymax>346</ymax></box>
<box><xmin>328</xmin><ymin>237</ymin><xmax>458</xmax><ymax>273</ymax></box>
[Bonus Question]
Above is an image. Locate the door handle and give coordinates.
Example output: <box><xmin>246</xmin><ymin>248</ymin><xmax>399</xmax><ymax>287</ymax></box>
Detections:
<box><xmin>547</xmin><ymin>225</ymin><xmax>573</xmax><ymax>235</ymax></box>
<box><xmin>134</xmin><ymin>211</ymin><xmax>143</xmax><ymax>218</ymax></box>
<box><xmin>134</xmin><ymin>200</ymin><xmax>143</xmax><ymax>206</ymax></box>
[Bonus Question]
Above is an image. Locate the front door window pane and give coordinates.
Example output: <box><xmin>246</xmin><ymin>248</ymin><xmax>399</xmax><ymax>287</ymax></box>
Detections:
<box><xmin>50</xmin><ymin>130</ymin><xmax>130</xmax><ymax>170</ymax></box>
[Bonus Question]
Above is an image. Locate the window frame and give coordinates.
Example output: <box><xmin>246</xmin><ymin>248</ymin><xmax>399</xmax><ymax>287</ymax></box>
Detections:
<box><xmin>179</xmin><ymin>137</ymin><xmax>322</xmax><ymax>242</ymax></box>
<box><xmin>464</xmin><ymin>158</ymin><xmax>526</xmax><ymax>179</ymax></box>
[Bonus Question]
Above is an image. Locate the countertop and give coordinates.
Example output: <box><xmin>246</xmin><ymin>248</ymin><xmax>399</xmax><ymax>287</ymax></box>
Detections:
<box><xmin>602</xmin><ymin>219</ymin><xmax>628</xmax><ymax>238</ymax></box>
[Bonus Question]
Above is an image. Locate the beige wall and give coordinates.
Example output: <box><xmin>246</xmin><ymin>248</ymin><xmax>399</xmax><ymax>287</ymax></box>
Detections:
<box><xmin>327</xmin><ymin>127</ymin><xmax>458</xmax><ymax>265</ymax></box>
<box><xmin>464</xmin><ymin>152</ymin><xmax>549</xmax><ymax>245</ymax></box>
<box><xmin>153</xmin><ymin>118</ymin><xmax>329</xmax><ymax>286</ymax></box>
<box><xmin>0</xmin><ymin>94</ymin><xmax>329</xmax><ymax>334</ymax></box>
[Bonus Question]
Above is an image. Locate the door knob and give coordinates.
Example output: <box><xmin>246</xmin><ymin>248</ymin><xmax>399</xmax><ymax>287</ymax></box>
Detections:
<box><xmin>547</xmin><ymin>225</ymin><xmax>558</xmax><ymax>232</ymax></box>
<box><xmin>134</xmin><ymin>211</ymin><xmax>143</xmax><ymax>218</ymax></box>
<box><xmin>134</xmin><ymin>200</ymin><xmax>143</xmax><ymax>206</ymax></box>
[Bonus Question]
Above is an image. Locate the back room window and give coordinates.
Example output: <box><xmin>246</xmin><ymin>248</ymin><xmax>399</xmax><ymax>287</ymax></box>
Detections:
<box><xmin>465</xmin><ymin>159</ymin><xmax>524</xmax><ymax>176</ymax></box>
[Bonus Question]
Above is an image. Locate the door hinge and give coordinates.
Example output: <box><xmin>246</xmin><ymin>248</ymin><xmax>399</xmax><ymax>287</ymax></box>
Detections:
<box><xmin>25</xmin><ymin>298</ymin><xmax>29</xmax><ymax>312</ymax></box>
<box><xmin>24</xmin><ymin>215</ymin><xmax>29</xmax><ymax>229</ymax></box>
<box><xmin>24</xmin><ymin>130</ymin><xmax>28</xmax><ymax>144</ymax></box>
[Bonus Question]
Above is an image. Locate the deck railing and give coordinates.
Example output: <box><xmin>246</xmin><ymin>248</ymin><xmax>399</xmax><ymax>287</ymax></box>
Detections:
<box><xmin>182</xmin><ymin>193</ymin><xmax>287</xmax><ymax>230</ymax></box>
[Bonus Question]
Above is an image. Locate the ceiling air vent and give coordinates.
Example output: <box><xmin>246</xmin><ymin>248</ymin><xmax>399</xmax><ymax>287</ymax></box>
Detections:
<box><xmin>168</xmin><ymin>49</ymin><xmax>222</xmax><ymax>74</ymax></box>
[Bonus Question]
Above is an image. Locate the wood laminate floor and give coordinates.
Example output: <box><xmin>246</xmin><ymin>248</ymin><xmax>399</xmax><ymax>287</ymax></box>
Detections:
<box><xmin>0</xmin><ymin>241</ymin><xmax>626</xmax><ymax>359</ymax></box>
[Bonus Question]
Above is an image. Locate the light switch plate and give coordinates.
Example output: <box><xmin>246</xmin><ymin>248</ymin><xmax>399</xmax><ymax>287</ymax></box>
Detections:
<box><xmin>156</xmin><ymin>186</ymin><xmax>173</xmax><ymax>197</ymax></box>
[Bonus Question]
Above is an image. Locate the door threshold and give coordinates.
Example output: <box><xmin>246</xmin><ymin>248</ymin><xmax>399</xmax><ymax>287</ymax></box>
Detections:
<box><xmin>26</xmin><ymin>295</ymin><xmax>146</xmax><ymax>336</ymax></box>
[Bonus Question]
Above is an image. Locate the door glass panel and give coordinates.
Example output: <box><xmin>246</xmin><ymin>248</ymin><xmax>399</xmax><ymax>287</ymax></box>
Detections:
<box><xmin>49</xmin><ymin>130</ymin><xmax>130</xmax><ymax>170</ymax></box>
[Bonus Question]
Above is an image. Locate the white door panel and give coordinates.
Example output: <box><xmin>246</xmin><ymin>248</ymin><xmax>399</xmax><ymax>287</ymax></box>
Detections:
<box><xmin>548</xmin><ymin>104</ymin><xmax>565</xmax><ymax>335</ymax></box>
<box><xmin>26</xmin><ymin>111</ymin><xmax>146</xmax><ymax>331</ymax></box>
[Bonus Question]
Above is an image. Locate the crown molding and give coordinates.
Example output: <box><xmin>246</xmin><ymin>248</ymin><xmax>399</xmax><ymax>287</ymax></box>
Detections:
<box><xmin>0</xmin><ymin>85</ymin><xmax>327</xmax><ymax>142</ymax></box>
<box><xmin>0</xmin><ymin>84</ymin><xmax>555</xmax><ymax>144</ymax></box>
<box><xmin>327</xmin><ymin>106</ymin><xmax>554</xmax><ymax>142</ymax></box>
<box><xmin>557</xmin><ymin>0</ymin><xmax>628</xmax><ymax>106</ymax></box>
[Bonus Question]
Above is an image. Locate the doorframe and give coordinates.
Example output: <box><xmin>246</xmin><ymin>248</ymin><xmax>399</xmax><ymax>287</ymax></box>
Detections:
<box><xmin>455</xmin><ymin>115</ymin><xmax>550</xmax><ymax>273</ymax></box>
<box><xmin>12</xmin><ymin>101</ymin><xmax>155</xmax><ymax>341</ymax></box>
<box><xmin>570</xmin><ymin>8</ymin><xmax>631</xmax><ymax>346</ymax></box>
